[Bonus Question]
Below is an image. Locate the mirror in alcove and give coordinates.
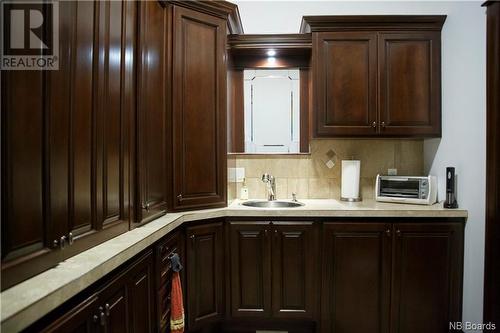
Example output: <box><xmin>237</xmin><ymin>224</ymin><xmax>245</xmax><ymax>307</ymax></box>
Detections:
<box><xmin>227</xmin><ymin>33</ymin><xmax>312</xmax><ymax>155</ymax></box>
<box><xmin>244</xmin><ymin>69</ymin><xmax>300</xmax><ymax>153</ymax></box>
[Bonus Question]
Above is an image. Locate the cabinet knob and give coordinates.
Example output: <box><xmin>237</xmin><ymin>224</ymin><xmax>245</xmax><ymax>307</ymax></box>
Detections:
<box><xmin>396</xmin><ymin>229</ymin><xmax>401</xmax><ymax>236</ymax></box>
<box><xmin>381</xmin><ymin>121</ymin><xmax>386</xmax><ymax>128</ymax></box>
<box><xmin>53</xmin><ymin>239</ymin><xmax>59</xmax><ymax>248</ymax></box>
<box><xmin>142</xmin><ymin>202</ymin><xmax>151</xmax><ymax>211</ymax></box>
<box><xmin>93</xmin><ymin>314</ymin><xmax>99</xmax><ymax>323</ymax></box>
<box><xmin>372</xmin><ymin>121</ymin><xmax>377</xmax><ymax>128</ymax></box>
<box><xmin>68</xmin><ymin>232</ymin><xmax>74</xmax><ymax>246</ymax></box>
<box><xmin>177</xmin><ymin>194</ymin><xmax>182</xmax><ymax>201</ymax></box>
<box><xmin>60</xmin><ymin>236</ymin><xmax>66</xmax><ymax>250</ymax></box>
<box><xmin>98</xmin><ymin>307</ymin><xmax>105</xmax><ymax>326</ymax></box>
<box><xmin>105</xmin><ymin>303</ymin><xmax>110</xmax><ymax>316</ymax></box>
<box><xmin>385</xmin><ymin>229</ymin><xmax>391</xmax><ymax>236</ymax></box>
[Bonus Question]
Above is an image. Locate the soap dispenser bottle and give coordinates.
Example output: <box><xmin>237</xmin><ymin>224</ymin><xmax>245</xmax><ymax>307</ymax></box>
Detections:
<box><xmin>240</xmin><ymin>178</ymin><xmax>249</xmax><ymax>200</ymax></box>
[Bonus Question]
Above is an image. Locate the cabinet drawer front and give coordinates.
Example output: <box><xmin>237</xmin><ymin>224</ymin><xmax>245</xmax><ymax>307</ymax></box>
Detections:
<box><xmin>314</xmin><ymin>32</ymin><xmax>378</xmax><ymax>137</ymax></box>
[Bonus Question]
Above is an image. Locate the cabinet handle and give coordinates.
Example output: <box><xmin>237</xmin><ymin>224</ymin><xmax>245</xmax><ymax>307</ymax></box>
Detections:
<box><xmin>53</xmin><ymin>239</ymin><xmax>59</xmax><ymax>248</ymax></box>
<box><xmin>372</xmin><ymin>121</ymin><xmax>377</xmax><ymax>128</ymax></box>
<box><xmin>396</xmin><ymin>229</ymin><xmax>401</xmax><ymax>236</ymax></box>
<box><xmin>93</xmin><ymin>314</ymin><xmax>99</xmax><ymax>323</ymax></box>
<box><xmin>177</xmin><ymin>194</ymin><xmax>182</xmax><ymax>201</ymax></box>
<box><xmin>68</xmin><ymin>232</ymin><xmax>74</xmax><ymax>246</ymax></box>
<box><xmin>98</xmin><ymin>307</ymin><xmax>105</xmax><ymax>326</ymax></box>
<box><xmin>385</xmin><ymin>229</ymin><xmax>391</xmax><ymax>236</ymax></box>
<box><xmin>264</xmin><ymin>229</ymin><xmax>268</xmax><ymax>236</ymax></box>
<box><xmin>142</xmin><ymin>202</ymin><xmax>150</xmax><ymax>211</ymax></box>
<box><xmin>100</xmin><ymin>311</ymin><xmax>106</xmax><ymax>326</ymax></box>
<box><xmin>60</xmin><ymin>236</ymin><xmax>66</xmax><ymax>250</ymax></box>
<box><xmin>105</xmin><ymin>303</ymin><xmax>110</xmax><ymax>316</ymax></box>
<box><xmin>190</xmin><ymin>234</ymin><xmax>195</xmax><ymax>245</ymax></box>
<box><xmin>381</xmin><ymin>121</ymin><xmax>386</xmax><ymax>128</ymax></box>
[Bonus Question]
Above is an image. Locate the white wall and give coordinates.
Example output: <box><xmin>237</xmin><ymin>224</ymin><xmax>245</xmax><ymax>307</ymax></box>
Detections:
<box><xmin>234</xmin><ymin>1</ymin><xmax>487</xmax><ymax>330</ymax></box>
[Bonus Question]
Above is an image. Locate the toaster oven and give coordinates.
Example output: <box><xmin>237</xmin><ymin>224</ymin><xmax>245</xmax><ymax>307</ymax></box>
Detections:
<box><xmin>375</xmin><ymin>175</ymin><xmax>437</xmax><ymax>205</ymax></box>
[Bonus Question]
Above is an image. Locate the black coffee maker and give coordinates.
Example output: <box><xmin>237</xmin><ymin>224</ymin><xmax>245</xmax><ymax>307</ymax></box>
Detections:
<box><xmin>444</xmin><ymin>167</ymin><xmax>458</xmax><ymax>209</ymax></box>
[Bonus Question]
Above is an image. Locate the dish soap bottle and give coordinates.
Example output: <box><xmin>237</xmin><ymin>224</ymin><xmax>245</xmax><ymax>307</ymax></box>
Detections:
<box><xmin>240</xmin><ymin>178</ymin><xmax>249</xmax><ymax>200</ymax></box>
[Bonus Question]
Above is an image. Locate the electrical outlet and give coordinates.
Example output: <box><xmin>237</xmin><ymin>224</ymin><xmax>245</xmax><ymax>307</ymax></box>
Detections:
<box><xmin>227</xmin><ymin>168</ymin><xmax>236</xmax><ymax>182</ymax></box>
<box><xmin>388</xmin><ymin>168</ymin><xmax>397</xmax><ymax>176</ymax></box>
<box><xmin>235</xmin><ymin>168</ymin><xmax>245</xmax><ymax>182</ymax></box>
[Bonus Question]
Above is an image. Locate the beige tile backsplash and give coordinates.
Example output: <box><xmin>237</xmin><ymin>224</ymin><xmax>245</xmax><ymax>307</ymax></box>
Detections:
<box><xmin>230</xmin><ymin>139</ymin><xmax>424</xmax><ymax>201</ymax></box>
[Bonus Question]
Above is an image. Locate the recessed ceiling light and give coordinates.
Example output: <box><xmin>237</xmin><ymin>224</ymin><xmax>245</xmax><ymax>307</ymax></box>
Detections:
<box><xmin>267</xmin><ymin>49</ymin><xmax>276</xmax><ymax>56</ymax></box>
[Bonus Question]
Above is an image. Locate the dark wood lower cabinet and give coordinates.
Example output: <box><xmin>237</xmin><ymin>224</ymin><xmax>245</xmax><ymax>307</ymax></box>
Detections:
<box><xmin>186</xmin><ymin>222</ymin><xmax>225</xmax><ymax>331</ymax></box>
<box><xmin>321</xmin><ymin>221</ymin><xmax>463</xmax><ymax>333</ymax></box>
<box><xmin>321</xmin><ymin>223</ymin><xmax>392</xmax><ymax>333</ymax></box>
<box><xmin>390</xmin><ymin>223</ymin><xmax>463</xmax><ymax>333</ymax></box>
<box><xmin>25</xmin><ymin>219</ymin><xmax>464</xmax><ymax>333</ymax></box>
<box><xmin>229</xmin><ymin>221</ymin><xmax>319</xmax><ymax>322</ymax></box>
<box><xmin>155</xmin><ymin>231</ymin><xmax>185</xmax><ymax>332</ymax></box>
<box><xmin>35</xmin><ymin>250</ymin><xmax>154</xmax><ymax>333</ymax></box>
<box><xmin>272</xmin><ymin>222</ymin><xmax>319</xmax><ymax>319</ymax></box>
<box><xmin>229</xmin><ymin>222</ymin><xmax>272</xmax><ymax>318</ymax></box>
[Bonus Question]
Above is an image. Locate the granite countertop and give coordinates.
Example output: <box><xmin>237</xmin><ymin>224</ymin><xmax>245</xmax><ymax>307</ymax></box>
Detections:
<box><xmin>1</xmin><ymin>199</ymin><xmax>467</xmax><ymax>332</ymax></box>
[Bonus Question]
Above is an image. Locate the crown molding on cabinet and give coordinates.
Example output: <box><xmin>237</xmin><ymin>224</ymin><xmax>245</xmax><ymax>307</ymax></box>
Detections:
<box><xmin>164</xmin><ymin>0</ymin><xmax>244</xmax><ymax>34</ymax></box>
<box><xmin>300</xmin><ymin>15</ymin><xmax>447</xmax><ymax>33</ymax></box>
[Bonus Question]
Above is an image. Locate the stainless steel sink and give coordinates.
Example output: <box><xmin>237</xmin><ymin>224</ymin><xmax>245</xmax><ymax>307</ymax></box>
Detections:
<box><xmin>241</xmin><ymin>200</ymin><xmax>304</xmax><ymax>208</ymax></box>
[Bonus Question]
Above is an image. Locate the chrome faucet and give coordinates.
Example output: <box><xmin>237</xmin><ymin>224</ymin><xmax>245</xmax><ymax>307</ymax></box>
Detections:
<box><xmin>261</xmin><ymin>173</ymin><xmax>276</xmax><ymax>201</ymax></box>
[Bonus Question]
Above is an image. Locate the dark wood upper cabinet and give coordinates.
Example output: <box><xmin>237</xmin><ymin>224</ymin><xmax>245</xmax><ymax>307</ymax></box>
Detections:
<box><xmin>321</xmin><ymin>223</ymin><xmax>391</xmax><ymax>333</ymax></box>
<box><xmin>171</xmin><ymin>6</ymin><xmax>227</xmax><ymax>211</ymax></box>
<box><xmin>379</xmin><ymin>32</ymin><xmax>441</xmax><ymax>136</ymax></box>
<box><xmin>186</xmin><ymin>222</ymin><xmax>225</xmax><ymax>330</ymax></box>
<box><xmin>1</xmin><ymin>0</ymin><xmax>135</xmax><ymax>290</ymax></box>
<box><xmin>136</xmin><ymin>0</ymin><xmax>170</xmax><ymax>224</ymax></box>
<box><xmin>229</xmin><ymin>222</ymin><xmax>272</xmax><ymax>318</ymax></box>
<box><xmin>314</xmin><ymin>32</ymin><xmax>378</xmax><ymax>136</ymax></box>
<box><xmin>304</xmin><ymin>16</ymin><xmax>445</xmax><ymax>138</ymax></box>
<box><xmin>391</xmin><ymin>223</ymin><xmax>463</xmax><ymax>333</ymax></box>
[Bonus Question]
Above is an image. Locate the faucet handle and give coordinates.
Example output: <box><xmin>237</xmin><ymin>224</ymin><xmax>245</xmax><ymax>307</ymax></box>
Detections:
<box><xmin>292</xmin><ymin>192</ymin><xmax>297</xmax><ymax>202</ymax></box>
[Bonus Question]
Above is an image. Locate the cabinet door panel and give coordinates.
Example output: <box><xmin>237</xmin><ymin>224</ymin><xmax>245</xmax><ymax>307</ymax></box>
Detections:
<box><xmin>272</xmin><ymin>222</ymin><xmax>318</xmax><ymax>319</ymax></box>
<box><xmin>391</xmin><ymin>223</ymin><xmax>463</xmax><ymax>333</ymax></box>
<box><xmin>136</xmin><ymin>0</ymin><xmax>169</xmax><ymax>224</ymax></box>
<box><xmin>41</xmin><ymin>296</ymin><xmax>99</xmax><ymax>333</ymax></box>
<box><xmin>314</xmin><ymin>32</ymin><xmax>377</xmax><ymax>137</ymax></box>
<box><xmin>172</xmin><ymin>6</ymin><xmax>226</xmax><ymax>210</ymax></box>
<box><xmin>379</xmin><ymin>32</ymin><xmax>441</xmax><ymax>136</ymax></box>
<box><xmin>186</xmin><ymin>222</ymin><xmax>224</xmax><ymax>329</ymax></box>
<box><xmin>322</xmin><ymin>223</ymin><xmax>391</xmax><ymax>333</ymax></box>
<box><xmin>229</xmin><ymin>223</ymin><xmax>272</xmax><ymax>317</ymax></box>
<box><xmin>129</xmin><ymin>262</ymin><xmax>153</xmax><ymax>332</ymax></box>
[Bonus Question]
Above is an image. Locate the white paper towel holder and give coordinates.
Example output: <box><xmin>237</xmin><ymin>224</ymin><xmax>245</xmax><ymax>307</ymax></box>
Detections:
<box><xmin>340</xmin><ymin>159</ymin><xmax>362</xmax><ymax>202</ymax></box>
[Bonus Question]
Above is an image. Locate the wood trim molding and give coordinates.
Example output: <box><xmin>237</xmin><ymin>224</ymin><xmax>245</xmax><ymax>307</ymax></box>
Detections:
<box><xmin>228</xmin><ymin>34</ymin><xmax>312</xmax><ymax>50</ymax></box>
<box><xmin>299</xmin><ymin>15</ymin><xmax>447</xmax><ymax>33</ymax></box>
<box><xmin>228</xmin><ymin>34</ymin><xmax>312</xmax><ymax>69</ymax></box>
<box><xmin>165</xmin><ymin>0</ymin><xmax>243</xmax><ymax>34</ymax></box>
<box><xmin>483</xmin><ymin>0</ymin><xmax>500</xmax><ymax>326</ymax></box>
